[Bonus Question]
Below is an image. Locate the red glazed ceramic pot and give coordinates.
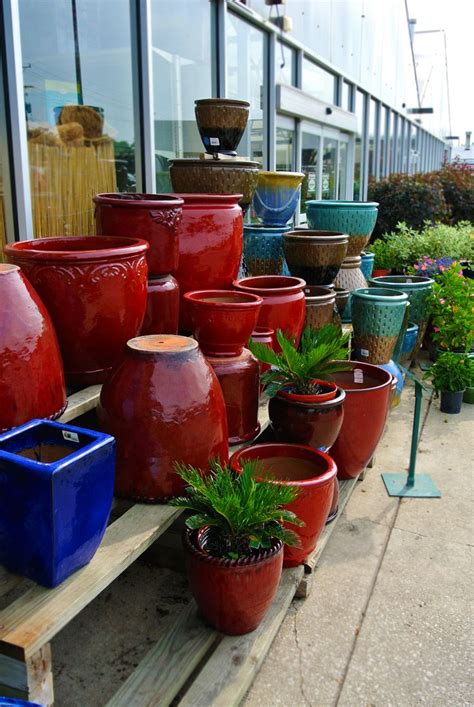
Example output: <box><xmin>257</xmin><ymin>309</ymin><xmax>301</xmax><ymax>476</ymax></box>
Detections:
<box><xmin>326</xmin><ymin>478</ymin><xmax>339</xmax><ymax>524</ymax></box>
<box><xmin>5</xmin><ymin>236</ymin><xmax>148</xmax><ymax>386</ymax></box>
<box><xmin>268</xmin><ymin>387</ymin><xmax>345</xmax><ymax>451</ymax></box>
<box><xmin>206</xmin><ymin>348</ymin><xmax>260</xmax><ymax>444</ymax></box>
<box><xmin>141</xmin><ymin>275</ymin><xmax>180</xmax><ymax>335</ymax></box>
<box><xmin>173</xmin><ymin>194</ymin><xmax>243</xmax><ymax>330</ymax></box>
<box><xmin>184</xmin><ymin>290</ymin><xmax>262</xmax><ymax>357</ymax></box>
<box><xmin>94</xmin><ymin>193</ymin><xmax>183</xmax><ymax>277</ymax></box>
<box><xmin>233</xmin><ymin>275</ymin><xmax>306</xmax><ymax>349</ymax></box>
<box><xmin>97</xmin><ymin>335</ymin><xmax>228</xmax><ymax>500</ymax></box>
<box><xmin>184</xmin><ymin>528</ymin><xmax>283</xmax><ymax>635</ymax></box>
<box><xmin>251</xmin><ymin>326</ymin><xmax>275</xmax><ymax>387</ymax></box>
<box><xmin>328</xmin><ymin>361</ymin><xmax>392</xmax><ymax>479</ymax></box>
<box><xmin>0</xmin><ymin>264</ymin><xmax>67</xmax><ymax>431</ymax></box>
<box><xmin>230</xmin><ymin>443</ymin><xmax>337</xmax><ymax>567</ymax></box>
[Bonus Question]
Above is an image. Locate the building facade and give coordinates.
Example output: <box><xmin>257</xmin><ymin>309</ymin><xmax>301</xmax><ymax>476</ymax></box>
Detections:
<box><xmin>0</xmin><ymin>0</ymin><xmax>448</xmax><ymax>245</ymax></box>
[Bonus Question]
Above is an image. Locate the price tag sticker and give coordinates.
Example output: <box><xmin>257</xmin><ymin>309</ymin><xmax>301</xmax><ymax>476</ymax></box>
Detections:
<box><xmin>354</xmin><ymin>368</ymin><xmax>364</xmax><ymax>384</ymax></box>
<box><xmin>406</xmin><ymin>278</ymin><xmax>412</xmax><ymax>283</ymax></box>
<box><xmin>209</xmin><ymin>137</ymin><xmax>220</xmax><ymax>146</ymax></box>
<box><xmin>62</xmin><ymin>430</ymin><xmax>80</xmax><ymax>443</ymax></box>
<box><xmin>360</xmin><ymin>348</ymin><xmax>369</xmax><ymax>357</ymax></box>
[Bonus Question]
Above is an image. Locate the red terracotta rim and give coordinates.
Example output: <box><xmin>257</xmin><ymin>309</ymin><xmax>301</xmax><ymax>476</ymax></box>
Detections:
<box><xmin>230</xmin><ymin>443</ymin><xmax>337</xmax><ymax>488</ymax></box>
<box><xmin>184</xmin><ymin>528</ymin><xmax>283</xmax><ymax>567</ymax></box>
<box><xmin>278</xmin><ymin>380</ymin><xmax>338</xmax><ymax>403</ymax></box>
<box><xmin>252</xmin><ymin>326</ymin><xmax>275</xmax><ymax>337</ymax></box>
<box><xmin>93</xmin><ymin>193</ymin><xmax>184</xmax><ymax>208</ymax></box>
<box><xmin>172</xmin><ymin>193</ymin><xmax>243</xmax><ymax>206</ymax></box>
<box><xmin>184</xmin><ymin>289</ymin><xmax>263</xmax><ymax>308</ymax></box>
<box><xmin>4</xmin><ymin>236</ymin><xmax>149</xmax><ymax>262</ymax></box>
<box><xmin>330</xmin><ymin>360</ymin><xmax>393</xmax><ymax>392</ymax></box>
<box><xmin>274</xmin><ymin>386</ymin><xmax>346</xmax><ymax>409</ymax></box>
<box><xmin>234</xmin><ymin>275</ymin><xmax>306</xmax><ymax>295</ymax></box>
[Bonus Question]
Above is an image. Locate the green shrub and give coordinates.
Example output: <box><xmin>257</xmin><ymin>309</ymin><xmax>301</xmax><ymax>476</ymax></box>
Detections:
<box><xmin>430</xmin><ymin>263</ymin><xmax>474</xmax><ymax>352</ymax></box>
<box><xmin>424</xmin><ymin>351</ymin><xmax>472</xmax><ymax>392</ymax></box>
<box><xmin>433</xmin><ymin>161</ymin><xmax>474</xmax><ymax>223</ymax></box>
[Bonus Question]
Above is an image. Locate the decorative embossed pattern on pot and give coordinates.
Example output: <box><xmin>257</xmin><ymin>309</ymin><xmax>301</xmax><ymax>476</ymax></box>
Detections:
<box><xmin>195</xmin><ymin>98</ymin><xmax>250</xmax><ymax>155</ymax></box>
<box><xmin>243</xmin><ymin>224</ymin><xmax>291</xmax><ymax>277</ymax></box>
<box><xmin>334</xmin><ymin>256</ymin><xmax>367</xmax><ymax>322</ymax></box>
<box><xmin>5</xmin><ymin>236</ymin><xmax>149</xmax><ymax>385</ymax></box>
<box><xmin>305</xmin><ymin>201</ymin><xmax>379</xmax><ymax>257</ymax></box>
<box><xmin>284</xmin><ymin>230</ymin><xmax>348</xmax><ymax>285</ymax></box>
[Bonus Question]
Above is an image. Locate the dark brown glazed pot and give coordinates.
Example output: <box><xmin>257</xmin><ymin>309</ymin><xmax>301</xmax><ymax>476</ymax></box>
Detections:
<box><xmin>97</xmin><ymin>335</ymin><xmax>229</xmax><ymax>500</ymax></box>
<box><xmin>206</xmin><ymin>348</ymin><xmax>260</xmax><ymax>445</ymax></box>
<box><xmin>184</xmin><ymin>528</ymin><xmax>283</xmax><ymax>635</ymax></box>
<box><xmin>304</xmin><ymin>286</ymin><xmax>336</xmax><ymax>331</ymax></box>
<box><xmin>283</xmin><ymin>230</ymin><xmax>348</xmax><ymax>286</ymax></box>
<box><xmin>141</xmin><ymin>274</ymin><xmax>180</xmax><ymax>335</ymax></box>
<box><xmin>5</xmin><ymin>236</ymin><xmax>149</xmax><ymax>386</ymax></box>
<box><xmin>334</xmin><ymin>288</ymin><xmax>350</xmax><ymax>317</ymax></box>
<box><xmin>194</xmin><ymin>98</ymin><xmax>250</xmax><ymax>155</ymax></box>
<box><xmin>169</xmin><ymin>159</ymin><xmax>260</xmax><ymax>214</ymax></box>
<box><xmin>94</xmin><ymin>193</ymin><xmax>183</xmax><ymax>277</ymax></box>
<box><xmin>0</xmin><ymin>264</ymin><xmax>67</xmax><ymax>431</ymax></box>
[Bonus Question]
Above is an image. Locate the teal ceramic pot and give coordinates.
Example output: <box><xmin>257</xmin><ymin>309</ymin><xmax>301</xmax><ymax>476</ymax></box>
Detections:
<box><xmin>396</xmin><ymin>322</ymin><xmax>419</xmax><ymax>365</ymax></box>
<box><xmin>360</xmin><ymin>252</ymin><xmax>375</xmax><ymax>280</ymax></box>
<box><xmin>305</xmin><ymin>201</ymin><xmax>379</xmax><ymax>257</ymax></box>
<box><xmin>378</xmin><ymin>360</ymin><xmax>404</xmax><ymax>408</ymax></box>
<box><xmin>243</xmin><ymin>224</ymin><xmax>291</xmax><ymax>277</ymax></box>
<box><xmin>253</xmin><ymin>171</ymin><xmax>304</xmax><ymax>226</ymax></box>
<box><xmin>351</xmin><ymin>287</ymin><xmax>409</xmax><ymax>365</ymax></box>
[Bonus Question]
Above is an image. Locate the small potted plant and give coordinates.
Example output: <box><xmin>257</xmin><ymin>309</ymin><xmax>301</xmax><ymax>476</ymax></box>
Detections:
<box><xmin>424</xmin><ymin>352</ymin><xmax>471</xmax><ymax>414</ymax></box>
<box><xmin>170</xmin><ymin>459</ymin><xmax>303</xmax><ymax>635</ymax></box>
<box><xmin>367</xmin><ymin>239</ymin><xmax>395</xmax><ymax>277</ymax></box>
<box><xmin>430</xmin><ymin>263</ymin><xmax>474</xmax><ymax>355</ymax></box>
<box><xmin>248</xmin><ymin>324</ymin><xmax>350</xmax><ymax>450</ymax></box>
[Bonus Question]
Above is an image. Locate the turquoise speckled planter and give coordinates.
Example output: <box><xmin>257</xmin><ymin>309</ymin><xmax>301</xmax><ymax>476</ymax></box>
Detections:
<box><xmin>305</xmin><ymin>201</ymin><xmax>379</xmax><ymax>257</ymax></box>
<box><xmin>243</xmin><ymin>224</ymin><xmax>291</xmax><ymax>277</ymax></box>
<box><xmin>253</xmin><ymin>171</ymin><xmax>304</xmax><ymax>226</ymax></box>
<box><xmin>360</xmin><ymin>252</ymin><xmax>375</xmax><ymax>280</ymax></box>
<box><xmin>351</xmin><ymin>287</ymin><xmax>409</xmax><ymax>365</ymax></box>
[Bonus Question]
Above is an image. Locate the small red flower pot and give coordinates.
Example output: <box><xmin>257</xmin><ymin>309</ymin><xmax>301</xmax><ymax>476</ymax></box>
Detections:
<box><xmin>277</xmin><ymin>380</ymin><xmax>338</xmax><ymax>404</ymax></box>
<box><xmin>141</xmin><ymin>274</ymin><xmax>180</xmax><ymax>335</ymax></box>
<box><xmin>230</xmin><ymin>443</ymin><xmax>337</xmax><ymax>567</ymax></box>
<box><xmin>184</xmin><ymin>290</ymin><xmax>262</xmax><ymax>357</ymax></box>
<box><xmin>184</xmin><ymin>528</ymin><xmax>283</xmax><ymax>635</ymax></box>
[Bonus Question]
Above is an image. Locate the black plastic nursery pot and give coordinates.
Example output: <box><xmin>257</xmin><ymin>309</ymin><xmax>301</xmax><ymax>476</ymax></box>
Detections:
<box><xmin>439</xmin><ymin>390</ymin><xmax>464</xmax><ymax>414</ymax></box>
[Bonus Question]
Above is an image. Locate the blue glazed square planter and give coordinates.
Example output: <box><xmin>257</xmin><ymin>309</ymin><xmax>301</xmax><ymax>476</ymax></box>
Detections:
<box><xmin>0</xmin><ymin>419</ymin><xmax>115</xmax><ymax>587</ymax></box>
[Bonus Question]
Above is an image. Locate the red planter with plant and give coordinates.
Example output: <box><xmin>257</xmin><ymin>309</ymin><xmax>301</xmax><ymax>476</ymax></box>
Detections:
<box><xmin>251</xmin><ymin>326</ymin><xmax>275</xmax><ymax>388</ymax></box>
<box><xmin>231</xmin><ymin>443</ymin><xmax>337</xmax><ymax>567</ymax></box>
<box><xmin>141</xmin><ymin>274</ymin><xmax>180</xmax><ymax>335</ymax></box>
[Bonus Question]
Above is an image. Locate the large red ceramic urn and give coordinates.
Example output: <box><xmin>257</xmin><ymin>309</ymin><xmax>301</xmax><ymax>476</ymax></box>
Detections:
<box><xmin>94</xmin><ymin>193</ymin><xmax>183</xmax><ymax>277</ymax></box>
<box><xmin>5</xmin><ymin>236</ymin><xmax>149</xmax><ymax>386</ymax></box>
<box><xmin>0</xmin><ymin>264</ymin><xmax>67</xmax><ymax>431</ymax></box>
<box><xmin>97</xmin><ymin>335</ymin><xmax>229</xmax><ymax>501</ymax></box>
<box><xmin>173</xmin><ymin>194</ymin><xmax>244</xmax><ymax>330</ymax></box>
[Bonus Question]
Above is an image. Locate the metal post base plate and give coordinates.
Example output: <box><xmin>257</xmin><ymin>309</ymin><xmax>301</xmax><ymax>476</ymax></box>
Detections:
<box><xmin>382</xmin><ymin>472</ymin><xmax>441</xmax><ymax>498</ymax></box>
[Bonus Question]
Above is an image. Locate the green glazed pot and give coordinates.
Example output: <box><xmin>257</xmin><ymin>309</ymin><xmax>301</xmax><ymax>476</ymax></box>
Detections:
<box><xmin>352</xmin><ymin>287</ymin><xmax>409</xmax><ymax>365</ymax></box>
<box><xmin>305</xmin><ymin>201</ymin><xmax>379</xmax><ymax>258</ymax></box>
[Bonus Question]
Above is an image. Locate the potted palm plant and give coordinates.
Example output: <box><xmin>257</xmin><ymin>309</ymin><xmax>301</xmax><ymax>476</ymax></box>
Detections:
<box><xmin>424</xmin><ymin>351</ymin><xmax>471</xmax><ymax>414</ymax></box>
<box><xmin>248</xmin><ymin>324</ymin><xmax>350</xmax><ymax>451</ymax></box>
<box><xmin>169</xmin><ymin>459</ymin><xmax>303</xmax><ymax>635</ymax></box>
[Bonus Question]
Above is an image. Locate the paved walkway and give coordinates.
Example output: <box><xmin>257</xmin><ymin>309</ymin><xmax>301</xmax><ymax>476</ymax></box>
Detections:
<box><xmin>244</xmin><ymin>383</ymin><xmax>473</xmax><ymax>706</ymax></box>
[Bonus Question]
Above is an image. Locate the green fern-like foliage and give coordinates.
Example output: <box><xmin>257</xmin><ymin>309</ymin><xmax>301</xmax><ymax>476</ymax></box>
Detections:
<box><xmin>248</xmin><ymin>324</ymin><xmax>351</xmax><ymax>397</ymax></box>
<box><xmin>169</xmin><ymin>459</ymin><xmax>304</xmax><ymax>559</ymax></box>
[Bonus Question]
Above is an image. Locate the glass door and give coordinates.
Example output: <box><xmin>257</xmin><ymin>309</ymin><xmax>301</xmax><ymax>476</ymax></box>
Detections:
<box><xmin>276</xmin><ymin>115</ymin><xmax>296</xmax><ymax>171</ymax></box>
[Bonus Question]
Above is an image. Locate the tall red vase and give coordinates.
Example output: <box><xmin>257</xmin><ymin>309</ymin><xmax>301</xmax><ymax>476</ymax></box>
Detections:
<box><xmin>0</xmin><ymin>264</ymin><xmax>67</xmax><ymax>431</ymax></box>
<box><xmin>97</xmin><ymin>335</ymin><xmax>229</xmax><ymax>500</ymax></box>
<box><xmin>141</xmin><ymin>274</ymin><xmax>180</xmax><ymax>335</ymax></box>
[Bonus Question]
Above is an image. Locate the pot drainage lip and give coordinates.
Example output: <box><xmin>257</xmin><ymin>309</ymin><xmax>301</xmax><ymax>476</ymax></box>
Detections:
<box><xmin>128</xmin><ymin>335</ymin><xmax>198</xmax><ymax>354</ymax></box>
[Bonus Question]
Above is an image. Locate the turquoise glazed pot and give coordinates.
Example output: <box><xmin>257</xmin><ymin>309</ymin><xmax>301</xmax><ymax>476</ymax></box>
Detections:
<box><xmin>360</xmin><ymin>252</ymin><xmax>375</xmax><ymax>280</ymax></box>
<box><xmin>351</xmin><ymin>287</ymin><xmax>408</xmax><ymax>365</ymax></box>
<box><xmin>243</xmin><ymin>224</ymin><xmax>291</xmax><ymax>277</ymax></box>
<box><xmin>378</xmin><ymin>360</ymin><xmax>405</xmax><ymax>408</ymax></box>
<box><xmin>253</xmin><ymin>171</ymin><xmax>304</xmax><ymax>227</ymax></box>
<box><xmin>396</xmin><ymin>322</ymin><xmax>419</xmax><ymax>365</ymax></box>
<box><xmin>305</xmin><ymin>201</ymin><xmax>379</xmax><ymax>257</ymax></box>
<box><xmin>0</xmin><ymin>418</ymin><xmax>115</xmax><ymax>587</ymax></box>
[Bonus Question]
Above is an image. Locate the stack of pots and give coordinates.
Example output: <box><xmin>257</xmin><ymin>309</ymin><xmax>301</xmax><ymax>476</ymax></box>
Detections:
<box><xmin>94</xmin><ymin>193</ymin><xmax>183</xmax><ymax>336</ymax></box>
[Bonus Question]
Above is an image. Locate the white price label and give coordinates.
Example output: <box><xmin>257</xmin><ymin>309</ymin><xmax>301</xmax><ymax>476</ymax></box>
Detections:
<box><xmin>209</xmin><ymin>137</ymin><xmax>220</xmax><ymax>146</ymax></box>
<box><xmin>62</xmin><ymin>430</ymin><xmax>80</xmax><ymax>443</ymax></box>
<box><xmin>354</xmin><ymin>368</ymin><xmax>364</xmax><ymax>383</ymax></box>
<box><xmin>360</xmin><ymin>349</ymin><xmax>369</xmax><ymax>358</ymax></box>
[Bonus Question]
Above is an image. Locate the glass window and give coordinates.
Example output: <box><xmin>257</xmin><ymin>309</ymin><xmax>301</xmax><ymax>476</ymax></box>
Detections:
<box><xmin>368</xmin><ymin>98</ymin><xmax>377</xmax><ymax>177</ymax></box>
<box><xmin>353</xmin><ymin>90</ymin><xmax>364</xmax><ymax>199</ymax></box>
<box><xmin>322</xmin><ymin>138</ymin><xmax>337</xmax><ymax>199</ymax></box>
<box><xmin>276</xmin><ymin>127</ymin><xmax>295</xmax><ymax>171</ymax></box>
<box><xmin>18</xmin><ymin>0</ymin><xmax>136</xmax><ymax>238</ymax></box>
<box><xmin>152</xmin><ymin>0</ymin><xmax>213</xmax><ymax>190</ymax></box>
<box><xmin>302</xmin><ymin>59</ymin><xmax>335</xmax><ymax>104</ymax></box>
<box><xmin>276</xmin><ymin>42</ymin><xmax>295</xmax><ymax>86</ymax></box>
<box><xmin>388</xmin><ymin>112</ymin><xmax>397</xmax><ymax>175</ymax></box>
<box><xmin>342</xmin><ymin>81</ymin><xmax>351</xmax><ymax>111</ymax></box>
<box><xmin>338</xmin><ymin>142</ymin><xmax>348</xmax><ymax>199</ymax></box>
<box><xmin>227</xmin><ymin>13</ymin><xmax>265</xmax><ymax>165</ymax></box>
<box><xmin>379</xmin><ymin>106</ymin><xmax>388</xmax><ymax>176</ymax></box>
<box><xmin>300</xmin><ymin>131</ymin><xmax>320</xmax><ymax>215</ymax></box>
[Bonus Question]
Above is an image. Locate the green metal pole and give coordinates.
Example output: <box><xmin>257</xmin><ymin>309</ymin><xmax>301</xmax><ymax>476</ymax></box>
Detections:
<box><xmin>407</xmin><ymin>380</ymin><xmax>423</xmax><ymax>486</ymax></box>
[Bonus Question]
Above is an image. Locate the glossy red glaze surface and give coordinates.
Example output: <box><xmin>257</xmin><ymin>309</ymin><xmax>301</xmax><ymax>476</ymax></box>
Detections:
<box><xmin>184</xmin><ymin>289</ymin><xmax>262</xmax><ymax>357</ymax></box>
<box><xmin>5</xmin><ymin>236</ymin><xmax>149</xmax><ymax>386</ymax></box>
<box><xmin>0</xmin><ymin>264</ymin><xmax>67</xmax><ymax>431</ymax></box>
<box><xmin>326</xmin><ymin>477</ymin><xmax>340</xmax><ymax>523</ymax></box>
<box><xmin>206</xmin><ymin>348</ymin><xmax>260</xmax><ymax>444</ymax></box>
<box><xmin>172</xmin><ymin>194</ymin><xmax>243</xmax><ymax>330</ymax></box>
<box><xmin>141</xmin><ymin>275</ymin><xmax>180</xmax><ymax>335</ymax></box>
<box><xmin>94</xmin><ymin>193</ymin><xmax>183</xmax><ymax>277</ymax></box>
<box><xmin>230</xmin><ymin>443</ymin><xmax>337</xmax><ymax>567</ymax></box>
<box><xmin>268</xmin><ymin>388</ymin><xmax>345</xmax><ymax>451</ymax></box>
<box><xmin>278</xmin><ymin>380</ymin><xmax>338</xmax><ymax>403</ymax></box>
<box><xmin>233</xmin><ymin>275</ymin><xmax>306</xmax><ymax>349</ymax></box>
<box><xmin>184</xmin><ymin>529</ymin><xmax>283</xmax><ymax>635</ymax></box>
<box><xmin>328</xmin><ymin>361</ymin><xmax>392</xmax><ymax>479</ymax></box>
<box><xmin>97</xmin><ymin>335</ymin><xmax>228</xmax><ymax>500</ymax></box>
<box><xmin>251</xmin><ymin>326</ymin><xmax>275</xmax><ymax>388</ymax></box>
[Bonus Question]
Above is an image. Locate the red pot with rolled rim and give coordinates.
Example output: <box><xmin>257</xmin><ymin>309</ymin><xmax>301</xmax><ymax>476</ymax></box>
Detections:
<box><xmin>230</xmin><ymin>443</ymin><xmax>337</xmax><ymax>567</ymax></box>
<box><xmin>184</xmin><ymin>528</ymin><xmax>283</xmax><ymax>635</ymax></box>
<box><xmin>250</xmin><ymin>326</ymin><xmax>275</xmax><ymax>390</ymax></box>
<box><xmin>233</xmin><ymin>275</ymin><xmax>306</xmax><ymax>349</ymax></box>
<box><xmin>173</xmin><ymin>194</ymin><xmax>243</xmax><ymax>330</ymax></box>
<box><xmin>94</xmin><ymin>192</ymin><xmax>183</xmax><ymax>277</ymax></box>
<box><xmin>141</xmin><ymin>274</ymin><xmax>180</xmax><ymax>335</ymax></box>
<box><xmin>206</xmin><ymin>348</ymin><xmax>260</xmax><ymax>444</ymax></box>
<box><xmin>184</xmin><ymin>289</ymin><xmax>262</xmax><ymax>357</ymax></box>
<box><xmin>372</xmin><ymin>268</ymin><xmax>391</xmax><ymax>278</ymax></box>
<box><xmin>328</xmin><ymin>361</ymin><xmax>392</xmax><ymax>479</ymax></box>
<box><xmin>0</xmin><ymin>263</ymin><xmax>67</xmax><ymax>431</ymax></box>
<box><xmin>5</xmin><ymin>236</ymin><xmax>149</xmax><ymax>386</ymax></box>
<box><xmin>97</xmin><ymin>335</ymin><xmax>228</xmax><ymax>501</ymax></box>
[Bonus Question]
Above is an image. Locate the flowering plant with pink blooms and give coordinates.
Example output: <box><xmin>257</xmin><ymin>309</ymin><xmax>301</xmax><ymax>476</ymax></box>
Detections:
<box><xmin>430</xmin><ymin>263</ymin><xmax>474</xmax><ymax>352</ymax></box>
<box><xmin>411</xmin><ymin>256</ymin><xmax>460</xmax><ymax>278</ymax></box>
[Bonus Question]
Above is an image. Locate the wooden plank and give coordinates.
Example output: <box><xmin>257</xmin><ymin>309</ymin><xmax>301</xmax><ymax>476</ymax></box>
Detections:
<box><xmin>178</xmin><ymin>566</ymin><xmax>304</xmax><ymax>707</ymax></box>
<box><xmin>107</xmin><ymin>601</ymin><xmax>219</xmax><ymax>707</ymax></box>
<box><xmin>0</xmin><ymin>504</ymin><xmax>182</xmax><ymax>661</ymax></box>
<box><xmin>0</xmin><ymin>645</ymin><xmax>54</xmax><ymax>706</ymax></box>
<box><xmin>57</xmin><ymin>384</ymin><xmax>101</xmax><ymax>423</ymax></box>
